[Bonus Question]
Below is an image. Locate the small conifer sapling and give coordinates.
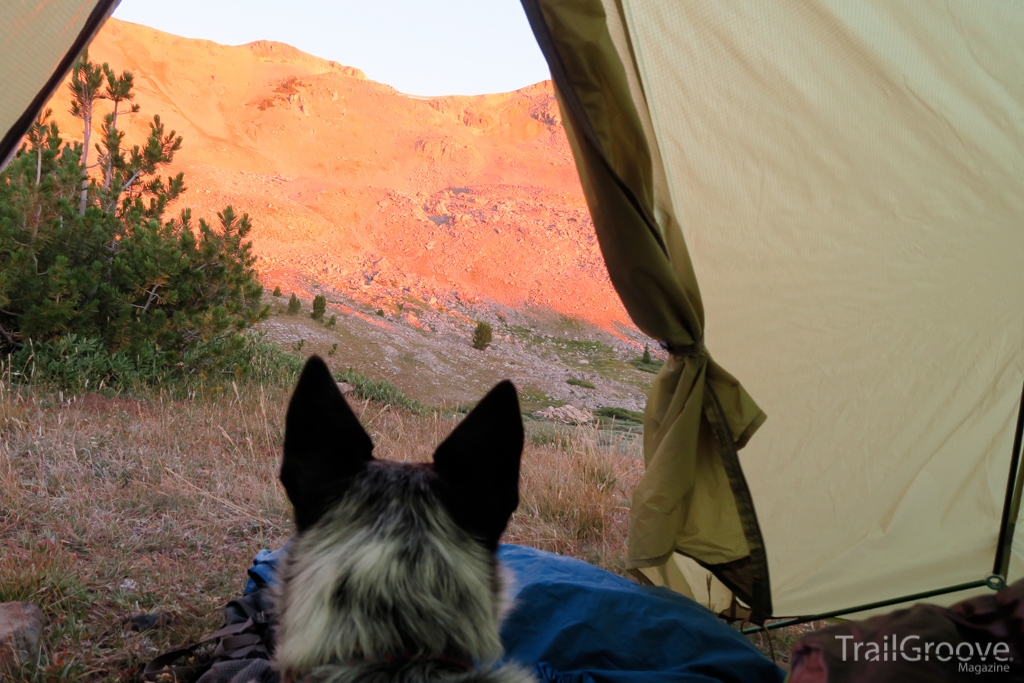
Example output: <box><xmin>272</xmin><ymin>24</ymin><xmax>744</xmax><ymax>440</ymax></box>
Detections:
<box><xmin>287</xmin><ymin>293</ymin><xmax>301</xmax><ymax>314</ymax></box>
<box><xmin>472</xmin><ymin>321</ymin><xmax>493</xmax><ymax>350</ymax></box>
<box><xmin>311</xmin><ymin>294</ymin><xmax>326</xmax><ymax>321</ymax></box>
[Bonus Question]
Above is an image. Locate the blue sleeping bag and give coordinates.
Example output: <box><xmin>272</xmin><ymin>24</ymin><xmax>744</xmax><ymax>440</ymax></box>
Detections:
<box><xmin>243</xmin><ymin>544</ymin><xmax>784</xmax><ymax>683</ymax></box>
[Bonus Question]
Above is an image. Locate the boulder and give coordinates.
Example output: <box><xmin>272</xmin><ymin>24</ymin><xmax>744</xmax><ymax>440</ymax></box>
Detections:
<box><xmin>0</xmin><ymin>602</ymin><xmax>44</xmax><ymax>667</ymax></box>
<box><xmin>535</xmin><ymin>405</ymin><xmax>594</xmax><ymax>425</ymax></box>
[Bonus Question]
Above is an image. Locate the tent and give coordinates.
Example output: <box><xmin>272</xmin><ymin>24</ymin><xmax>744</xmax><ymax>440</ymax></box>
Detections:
<box><xmin>3</xmin><ymin>0</ymin><xmax>1023</xmax><ymax>625</ymax></box>
<box><xmin>518</xmin><ymin>0</ymin><xmax>1024</xmax><ymax>625</ymax></box>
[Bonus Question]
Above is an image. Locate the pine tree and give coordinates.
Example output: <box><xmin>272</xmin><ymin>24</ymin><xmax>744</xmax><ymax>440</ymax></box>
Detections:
<box><xmin>642</xmin><ymin>344</ymin><xmax>652</xmax><ymax>364</ymax></box>
<box><xmin>0</xmin><ymin>52</ymin><xmax>268</xmax><ymax>383</ymax></box>
<box><xmin>472</xmin><ymin>321</ymin><xmax>493</xmax><ymax>350</ymax></box>
<box><xmin>67</xmin><ymin>50</ymin><xmax>105</xmax><ymax>216</ymax></box>
<box><xmin>99</xmin><ymin>64</ymin><xmax>140</xmax><ymax>190</ymax></box>
<box><xmin>273</xmin><ymin>285</ymin><xmax>282</xmax><ymax>297</ymax></box>
<box><xmin>311</xmin><ymin>294</ymin><xmax>326</xmax><ymax>321</ymax></box>
<box><xmin>287</xmin><ymin>293</ymin><xmax>301</xmax><ymax>314</ymax></box>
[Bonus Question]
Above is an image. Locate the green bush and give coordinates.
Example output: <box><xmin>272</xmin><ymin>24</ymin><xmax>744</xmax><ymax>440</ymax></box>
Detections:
<box><xmin>287</xmin><ymin>293</ymin><xmax>301</xmax><ymax>314</ymax></box>
<box><xmin>567</xmin><ymin>377</ymin><xmax>596</xmax><ymax>389</ymax></box>
<box><xmin>595</xmin><ymin>406</ymin><xmax>645</xmax><ymax>424</ymax></box>
<box><xmin>334</xmin><ymin>368</ymin><xmax>426</xmax><ymax>414</ymax></box>
<box><xmin>273</xmin><ymin>285</ymin><xmax>282</xmax><ymax>297</ymax></box>
<box><xmin>311</xmin><ymin>294</ymin><xmax>326</xmax><ymax>321</ymax></box>
<box><xmin>6</xmin><ymin>332</ymin><xmax>303</xmax><ymax>392</ymax></box>
<box><xmin>326</xmin><ymin>314</ymin><xmax>337</xmax><ymax>328</ymax></box>
<box><xmin>472</xmin><ymin>321</ymin><xmax>493</xmax><ymax>350</ymax></box>
<box><xmin>0</xmin><ymin>52</ymin><xmax>266</xmax><ymax>381</ymax></box>
<box><xmin>629</xmin><ymin>350</ymin><xmax>664</xmax><ymax>374</ymax></box>
<box><xmin>629</xmin><ymin>359</ymin><xmax>663</xmax><ymax>374</ymax></box>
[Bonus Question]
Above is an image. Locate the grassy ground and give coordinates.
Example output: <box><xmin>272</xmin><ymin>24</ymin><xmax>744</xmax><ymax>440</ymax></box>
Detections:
<box><xmin>0</xmin><ymin>378</ymin><xmax>643</xmax><ymax>681</ymax></box>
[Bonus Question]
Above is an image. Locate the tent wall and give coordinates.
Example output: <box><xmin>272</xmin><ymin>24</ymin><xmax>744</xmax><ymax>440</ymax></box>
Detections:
<box><xmin>528</xmin><ymin>0</ymin><xmax>1024</xmax><ymax>618</ymax></box>
<box><xmin>0</xmin><ymin>0</ymin><xmax>121</xmax><ymax>169</ymax></box>
<box><xmin>626</xmin><ymin>0</ymin><xmax>1024</xmax><ymax>617</ymax></box>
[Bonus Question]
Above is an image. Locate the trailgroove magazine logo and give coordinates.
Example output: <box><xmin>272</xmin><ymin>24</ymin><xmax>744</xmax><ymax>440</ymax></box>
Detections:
<box><xmin>837</xmin><ymin>634</ymin><xmax>1012</xmax><ymax>675</ymax></box>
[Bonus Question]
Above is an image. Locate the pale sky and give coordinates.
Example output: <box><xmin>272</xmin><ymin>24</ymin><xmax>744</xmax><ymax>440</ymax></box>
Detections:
<box><xmin>112</xmin><ymin>0</ymin><xmax>552</xmax><ymax>97</ymax></box>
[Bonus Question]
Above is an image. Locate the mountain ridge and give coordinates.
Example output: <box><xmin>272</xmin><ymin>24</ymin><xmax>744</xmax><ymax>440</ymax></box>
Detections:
<box><xmin>39</xmin><ymin>18</ymin><xmax>661</xmax><ymax>410</ymax></box>
<box><xmin>44</xmin><ymin>18</ymin><xmax>634</xmax><ymax>337</ymax></box>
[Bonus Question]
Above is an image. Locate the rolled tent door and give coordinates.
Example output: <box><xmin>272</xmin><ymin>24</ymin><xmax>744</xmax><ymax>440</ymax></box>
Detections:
<box><xmin>0</xmin><ymin>0</ymin><xmax>121</xmax><ymax>169</ymax></box>
<box><xmin>521</xmin><ymin>0</ymin><xmax>774</xmax><ymax>620</ymax></box>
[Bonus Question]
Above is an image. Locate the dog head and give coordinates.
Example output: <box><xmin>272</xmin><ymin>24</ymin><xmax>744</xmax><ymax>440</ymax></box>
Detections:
<box><xmin>274</xmin><ymin>356</ymin><xmax>524</xmax><ymax>680</ymax></box>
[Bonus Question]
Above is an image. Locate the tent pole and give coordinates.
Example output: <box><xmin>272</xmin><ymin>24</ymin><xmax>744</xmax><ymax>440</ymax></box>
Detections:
<box><xmin>741</xmin><ymin>579</ymin><xmax>989</xmax><ymax>634</ymax></box>
<box><xmin>993</xmin><ymin>376</ymin><xmax>1024</xmax><ymax>581</ymax></box>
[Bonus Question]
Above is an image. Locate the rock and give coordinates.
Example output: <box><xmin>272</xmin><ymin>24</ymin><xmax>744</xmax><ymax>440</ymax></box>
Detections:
<box><xmin>0</xmin><ymin>602</ymin><xmax>44</xmax><ymax>667</ymax></box>
<box><xmin>127</xmin><ymin>612</ymin><xmax>171</xmax><ymax>632</ymax></box>
<box><xmin>336</xmin><ymin>382</ymin><xmax>354</xmax><ymax>395</ymax></box>
<box><xmin>535</xmin><ymin>405</ymin><xmax>594</xmax><ymax>425</ymax></box>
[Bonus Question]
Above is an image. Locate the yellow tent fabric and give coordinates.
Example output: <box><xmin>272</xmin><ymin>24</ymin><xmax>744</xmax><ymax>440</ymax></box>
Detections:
<box><xmin>526</xmin><ymin>0</ymin><xmax>1024</xmax><ymax>618</ymax></box>
<box><xmin>0</xmin><ymin>0</ymin><xmax>119</xmax><ymax>168</ymax></box>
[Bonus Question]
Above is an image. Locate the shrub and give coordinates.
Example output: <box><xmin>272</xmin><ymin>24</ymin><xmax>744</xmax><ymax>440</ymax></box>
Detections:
<box><xmin>287</xmin><ymin>293</ymin><xmax>301</xmax><ymax>314</ymax></box>
<box><xmin>629</xmin><ymin>345</ymin><xmax>664</xmax><ymax>374</ymax></box>
<box><xmin>326</xmin><ymin>315</ymin><xmax>337</xmax><ymax>328</ymax></box>
<box><xmin>0</xmin><ymin>52</ymin><xmax>267</xmax><ymax>380</ymax></box>
<box><xmin>567</xmin><ymin>377</ymin><xmax>596</xmax><ymax>389</ymax></box>
<box><xmin>6</xmin><ymin>331</ymin><xmax>303</xmax><ymax>392</ymax></box>
<box><xmin>334</xmin><ymin>368</ymin><xmax>426</xmax><ymax>414</ymax></box>
<box><xmin>273</xmin><ymin>285</ymin><xmax>282</xmax><ymax>297</ymax></box>
<box><xmin>472</xmin><ymin>321</ymin><xmax>493</xmax><ymax>350</ymax></box>
<box><xmin>595</xmin><ymin>406</ymin><xmax>645</xmax><ymax>424</ymax></box>
<box><xmin>311</xmin><ymin>294</ymin><xmax>326</xmax><ymax>321</ymax></box>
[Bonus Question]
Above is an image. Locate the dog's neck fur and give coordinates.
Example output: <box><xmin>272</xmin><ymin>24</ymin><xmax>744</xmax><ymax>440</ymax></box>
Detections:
<box><xmin>273</xmin><ymin>462</ymin><xmax>534</xmax><ymax>683</ymax></box>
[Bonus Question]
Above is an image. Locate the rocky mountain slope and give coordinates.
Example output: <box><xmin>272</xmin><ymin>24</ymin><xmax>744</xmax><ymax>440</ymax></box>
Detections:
<box><xmin>45</xmin><ymin>19</ymin><xmax>660</xmax><ymax>411</ymax></box>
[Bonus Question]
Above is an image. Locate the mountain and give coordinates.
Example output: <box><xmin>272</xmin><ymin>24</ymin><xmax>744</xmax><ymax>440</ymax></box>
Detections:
<box><xmin>43</xmin><ymin>19</ymin><xmax>657</xmax><ymax>410</ymax></box>
<box><xmin>46</xmin><ymin>19</ymin><xmax>633</xmax><ymax>334</ymax></box>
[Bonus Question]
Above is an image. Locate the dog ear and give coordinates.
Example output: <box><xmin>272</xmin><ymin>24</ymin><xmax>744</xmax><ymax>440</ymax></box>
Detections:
<box><xmin>433</xmin><ymin>380</ymin><xmax>524</xmax><ymax>551</ymax></box>
<box><xmin>281</xmin><ymin>355</ymin><xmax>374</xmax><ymax>531</ymax></box>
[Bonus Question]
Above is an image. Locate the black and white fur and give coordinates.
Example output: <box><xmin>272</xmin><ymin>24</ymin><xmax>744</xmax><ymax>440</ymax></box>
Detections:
<box><xmin>273</xmin><ymin>356</ymin><xmax>536</xmax><ymax>683</ymax></box>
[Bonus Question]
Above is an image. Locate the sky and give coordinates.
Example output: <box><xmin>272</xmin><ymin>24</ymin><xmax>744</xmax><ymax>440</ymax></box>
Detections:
<box><xmin>112</xmin><ymin>0</ymin><xmax>552</xmax><ymax>97</ymax></box>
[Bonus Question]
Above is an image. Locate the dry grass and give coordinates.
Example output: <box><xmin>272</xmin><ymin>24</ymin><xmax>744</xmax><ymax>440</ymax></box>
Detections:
<box><xmin>746</xmin><ymin>620</ymin><xmax>832</xmax><ymax>670</ymax></box>
<box><xmin>0</xmin><ymin>380</ymin><xmax>643</xmax><ymax>682</ymax></box>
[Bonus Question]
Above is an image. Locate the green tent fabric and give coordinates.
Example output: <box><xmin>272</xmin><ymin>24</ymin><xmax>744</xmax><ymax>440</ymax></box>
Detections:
<box><xmin>520</xmin><ymin>0</ymin><xmax>772</xmax><ymax>620</ymax></box>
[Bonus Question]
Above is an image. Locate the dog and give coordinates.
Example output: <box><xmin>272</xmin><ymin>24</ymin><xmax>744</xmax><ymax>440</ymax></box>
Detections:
<box><xmin>272</xmin><ymin>356</ymin><xmax>536</xmax><ymax>683</ymax></box>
